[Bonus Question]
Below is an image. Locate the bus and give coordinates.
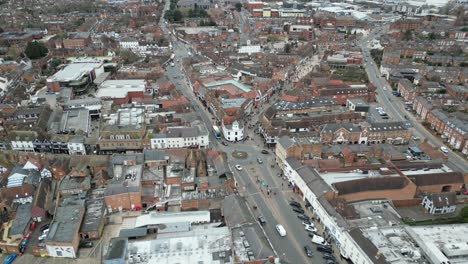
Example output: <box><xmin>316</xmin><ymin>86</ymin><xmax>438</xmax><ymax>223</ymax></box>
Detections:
<box><xmin>213</xmin><ymin>125</ymin><xmax>222</xmax><ymax>139</ymax></box>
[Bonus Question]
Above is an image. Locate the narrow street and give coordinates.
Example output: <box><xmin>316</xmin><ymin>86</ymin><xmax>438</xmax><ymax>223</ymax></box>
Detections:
<box><xmin>360</xmin><ymin>29</ymin><xmax>468</xmax><ymax>172</ymax></box>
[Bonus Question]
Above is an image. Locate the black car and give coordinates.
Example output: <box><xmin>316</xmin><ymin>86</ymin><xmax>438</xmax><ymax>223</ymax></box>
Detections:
<box><xmin>258</xmin><ymin>215</ymin><xmax>266</xmax><ymax>225</ymax></box>
<box><xmin>304</xmin><ymin>245</ymin><xmax>313</xmax><ymax>257</ymax></box>
<box><xmin>289</xmin><ymin>201</ymin><xmax>302</xmax><ymax>208</ymax></box>
<box><xmin>261</xmin><ymin>150</ymin><xmax>269</xmax><ymax>154</ymax></box>
<box><xmin>80</xmin><ymin>241</ymin><xmax>94</xmax><ymax>248</ymax></box>
<box><xmin>292</xmin><ymin>207</ymin><xmax>305</xmax><ymax>214</ymax></box>
<box><xmin>40</xmin><ymin>224</ymin><xmax>50</xmax><ymax>232</ymax></box>
<box><xmin>317</xmin><ymin>245</ymin><xmax>332</xmax><ymax>254</ymax></box>
<box><xmin>297</xmin><ymin>214</ymin><xmax>310</xmax><ymax>221</ymax></box>
<box><xmin>323</xmin><ymin>253</ymin><xmax>336</xmax><ymax>261</ymax></box>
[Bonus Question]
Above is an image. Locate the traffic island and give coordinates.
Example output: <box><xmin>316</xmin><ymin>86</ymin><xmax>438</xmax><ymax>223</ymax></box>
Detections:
<box><xmin>232</xmin><ymin>150</ymin><xmax>248</xmax><ymax>159</ymax></box>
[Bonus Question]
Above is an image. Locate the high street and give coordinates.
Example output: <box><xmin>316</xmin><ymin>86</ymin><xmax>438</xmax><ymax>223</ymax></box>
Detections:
<box><xmin>360</xmin><ymin>28</ymin><xmax>468</xmax><ymax>172</ymax></box>
<box><xmin>159</xmin><ymin>3</ymin><xmax>332</xmax><ymax>262</ymax></box>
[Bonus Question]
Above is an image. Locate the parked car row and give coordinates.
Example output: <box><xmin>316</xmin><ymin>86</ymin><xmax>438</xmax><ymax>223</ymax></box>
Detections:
<box><xmin>291</xmin><ymin>200</ymin><xmax>337</xmax><ymax>263</ymax></box>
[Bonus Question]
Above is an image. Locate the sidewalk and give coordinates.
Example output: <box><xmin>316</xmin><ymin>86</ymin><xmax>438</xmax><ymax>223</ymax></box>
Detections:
<box><xmin>285</xmin><ymin>190</ymin><xmax>348</xmax><ymax>264</ymax></box>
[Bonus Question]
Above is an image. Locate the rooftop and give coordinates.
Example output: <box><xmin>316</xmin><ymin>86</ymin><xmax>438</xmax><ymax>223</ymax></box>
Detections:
<box><xmin>47</xmin><ymin>63</ymin><xmax>102</xmax><ymax>82</ymax></box>
<box><xmin>205</xmin><ymin>79</ymin><xmax>252</xmax><ymax>92</ymax></box>
<box><xmin>46</xmin><ymin>198</ymin><xmax>85</xmax><ymax>243</ymax></box>
<box><xmin>96</xmin><ymin>79</ymin><xmax>147</xmax><ymax>99</ymax></box>
<box><xmin>407</xmin><ymin>224</ymin><xmax>468</xmax><ymax>264</ymax></box>
<box><xmin>273</xmin><ymin>97</ymin><xmax>337</xmax><ymax>111</ymax></box>
<box><xmin>126</xmin><ymin>223</ymin><xmax>231</xmax><ymax>264</ymax></box>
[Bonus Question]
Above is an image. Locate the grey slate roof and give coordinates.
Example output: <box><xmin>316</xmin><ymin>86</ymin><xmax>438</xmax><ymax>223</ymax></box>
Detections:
<box><xmin>9</xmin><ymin>203</ymin><xmax>32</xmax><ymax>237</ymax></box>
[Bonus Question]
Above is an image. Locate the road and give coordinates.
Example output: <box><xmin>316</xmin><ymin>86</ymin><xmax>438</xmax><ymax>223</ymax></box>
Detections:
<box><xmin>360</xmin><ymin>28</ymin><xmax>468</xmax><ymax>173</ymax></box>
<box><xmin>159</xmin><ymin>3</ymin><xmax>330</xmax><ymax>262</ymax></box>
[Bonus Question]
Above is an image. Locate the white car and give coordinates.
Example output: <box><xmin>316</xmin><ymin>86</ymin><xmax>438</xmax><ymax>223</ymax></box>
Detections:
<box><xmin>305</xmin><ymin>225</ymin><xmax>317</xmax><ymax>233</ymax></box>
<box><xmin>383</xmin><ymin>87</ymin><xmax>387</xmax><ymax>91</ymax></box>
<box><xmin>440</xmin><ymin>146</ymin><xmax>449</xmax><ymax>154</ymax></box>
<box><xmin>235</xmin><ymin>165</ymin><xmax>242</xmax><ymax>171</ymax></box>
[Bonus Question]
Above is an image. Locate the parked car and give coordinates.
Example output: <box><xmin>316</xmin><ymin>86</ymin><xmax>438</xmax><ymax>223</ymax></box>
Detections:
<box><xmin>257</xmin><ymin>158</ymin><xmax>263</xmax><ymax>164</ymax></box>
<box><xmin>302</xmin><ymin>220</ymin><xmax>311</xmax><ymax>226</ymax></box>
<box><xmin>440</xmin><ymin>146</ymin><xmax>449</xmax><ymax>154</ymax></box>
<box><xmin>3</xmin><ymin>254</ymin><xmax>16</xmax><ymax>264</ymax></box>
<box><xmin>80</xmin><ymin>241</ymin><xmax>94</xmax><ymax>248</ymax></box>
<box><xmin>292</xmin><ymin>207</ymin><xmax>305</xmax><ymax>214</ymax></box>
<box><xmin>323</xmin><ymin>253</ymin><xmax>336</xmax><ymax>260</ymax></box>
<box><xmin>261</xmin><ymin>150</ymin><xmax>269</xmax><ymax>154</ymax></box>
<box><xmin>297</xmin><ymin>214</ymin><xmax>310</xmax><ymax>221</ymax></box>
<box><xmin>258</xmin><ymin>215</ymin><xmax>266</xmax><ymax>225</ymax></box>
<box><xmin>20</xmin><ymin>239</ymin><xmax>28</xmax><ymax>248</ymax></box>
<box><xmin>289</xmin><ymin>201</ymin><xmax>302</xmax><ymax>208</ymax></box>
<box><xmin>39</xmin><ymin>224</ymin><xmax>49</xmax><ymax>232</ymax></box>
<box><xmin>222</xmin><ymin>141</ymin><xmax>228</xmax><ymax>146</ymax></box>
<box><xmin>305</xmin><ymin>225</ymin><xmax>317</xmax><ymax>233</ymax></box>
<box><xmin>316</xmin><ymin>244</ymin><xmax>332</xmax><ymax>253</ymax></box>
<box><xmin>235</xmin><ymin>165</ymin><xmax>242</xmax><ymax>171</ymax></box>
<box><xmin>29</xmin><ymin>222</ymin><xmax>36</xmax><ymax>231</ymax></box>
<box><xmin>304</xmin><ymin>245</ymin><xmax>313</xmax><ymax>257</ymax></box>
<box><xmin>311</xmin><ymin>235</ymin><xmax>328</xmax><ymax>246</ymax></box>
<box><xmin>326</xmin><ymin>260</ymin><xmax>336</xmax><ymax>264</ymax></box>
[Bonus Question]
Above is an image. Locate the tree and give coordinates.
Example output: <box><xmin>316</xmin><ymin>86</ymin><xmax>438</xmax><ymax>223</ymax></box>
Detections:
<box><xmin>173</xmin><ymin>10</ymin><xmax>183</xmax><ymax>21</ymax></box>
<box><xmin>428</xmin><ymin>32</ymin><xmax>438</xmax><ymax>40</ymax></box>
<box><xmin>235</xmin><ymin>3</ymin><xmax>242</xmax><ymax>12</ymax></box>
<box><xmin>284</xmin><ymin>43</ymin><xmax>291</xmax><ymax>53</ymax></box>
<box><xmin>403</xmin><ymin>30</ymin><xmax>413</xmax><ymax>41</ymax></box>
<box><xmin>119</xmin><ymin>49</ymin><xmax>139</xmax><ymax>64</ymax></box>
<box><xmin>25</xmin><ymin>41</ymin><xmax>48</xmax><ymax>60</ymax></box>
<box><xmin>6</xmin><ymin>46</ymin><xmax>20</xmax><ymax>59</ymax></box>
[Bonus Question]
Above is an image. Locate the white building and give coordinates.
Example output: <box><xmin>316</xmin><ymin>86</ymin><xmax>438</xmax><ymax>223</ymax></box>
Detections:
<box><xmin>222</xmin><ymin>120</ymin><xmax>244</xmax><ymax>142</ymax></box>
<box><xmin>67</xmin><ymin>136</ymin><xmax>87</xmax><ymax>155</ymax></box>
<box><xmin>0</xmin><ymin>76</ymin><xmax>10</xmax><ymax>97</ymax></box>
<box><xmin>279</xmin><ymin>156</ymin><xmax>384</xmax><ymax>264</ymax></box>
<box><xmin>10</xmin><ymin>141</ymin><xmax>35</xmax><ymax>152</ymax></box>
<box><xmin>421</xmin><ymin>192</ymin><xmax>457</xmax><ymax>214</ymax></box>
<box><xmin>119</xmin><ymin>39</ymin><xmax>161</xmax><ymax>57</ymax></box>
<box><xmin>96</xmin><ymin>79</ymin><xmax>148</xmax><ymax>100</ymax></box>
<box><xmin>151</xmin><ymin>122</ymin><xmax>209</xmax><ymax>149</ymax></box>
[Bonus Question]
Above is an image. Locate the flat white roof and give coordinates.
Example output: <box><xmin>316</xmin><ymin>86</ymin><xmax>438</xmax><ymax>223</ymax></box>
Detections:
<box><xmin>133</xmin><ymin>211</ymin><xmax>210</xmax><ymax>228</ymax></box>
<box><xmin>96</xmin><ymin>79</ymin><xmax>146</xmax><ymax>99</ymax></box>
<box><xmin>48</xmin><ymin>63</ymin><xmax>102</xmax><ymax>82</ymax></box>
<box><xmin>127</xmin><ymin>223</ymin><xmax>231</xmax><ymax>264</ymax></box>
<box><xmin>407</xmin><ymin>224</ymin><xmax>468</xmax><ymax>264</ymax></box>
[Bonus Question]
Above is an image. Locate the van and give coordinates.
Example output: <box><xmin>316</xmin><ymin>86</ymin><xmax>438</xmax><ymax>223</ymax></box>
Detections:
<box><xmin>276</xmin><ymin>224</ymin><xmax>286</xmax><ymax>237</ymax></box>
<box><xmin>311</xmin><ymin>235</ymin><xmax>328</xmax><ymax>245</ymax></box>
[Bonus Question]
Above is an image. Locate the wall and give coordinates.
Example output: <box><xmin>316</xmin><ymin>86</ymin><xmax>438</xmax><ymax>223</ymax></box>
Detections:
<box><xmin>338</xmin><ymin>182</ymin><xmax>417</xmax><ymax>203</ymax></box>
<box><xmin>417</xmin><ymin>183</ymin><xmax>464</xmax><ymax>193</ymax></box>
<box><xmin>105</xmin><ymin>191</ymin><xmax>142</xmax><ymax>211</ymax></box>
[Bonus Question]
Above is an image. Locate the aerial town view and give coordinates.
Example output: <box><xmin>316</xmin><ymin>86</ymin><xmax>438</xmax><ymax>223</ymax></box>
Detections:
<box><xmin>0</xmin><ymin>0</ymin><xmax>467</xmax><ymax>263</ymax></box>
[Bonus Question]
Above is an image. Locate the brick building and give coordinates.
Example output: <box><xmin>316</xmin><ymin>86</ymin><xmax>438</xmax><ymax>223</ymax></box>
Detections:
<box><xmin>321</xmin><ymin>122</ymin><xmax>411</xmax><ymax>145</ymax></box>
<box><xmin>310</xmin><ymin>80</ymin><xmax>375</xmax><ymax>105</ymax></box>
<box><xmin>104</xmin><ymin>154</ymin><xmax>144</xmax><ymax>212</ymax></box>
<box><xmin>332</xmin><ymin>177</ymin><xmax>417</xmax><ymax>203</ymax></box>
